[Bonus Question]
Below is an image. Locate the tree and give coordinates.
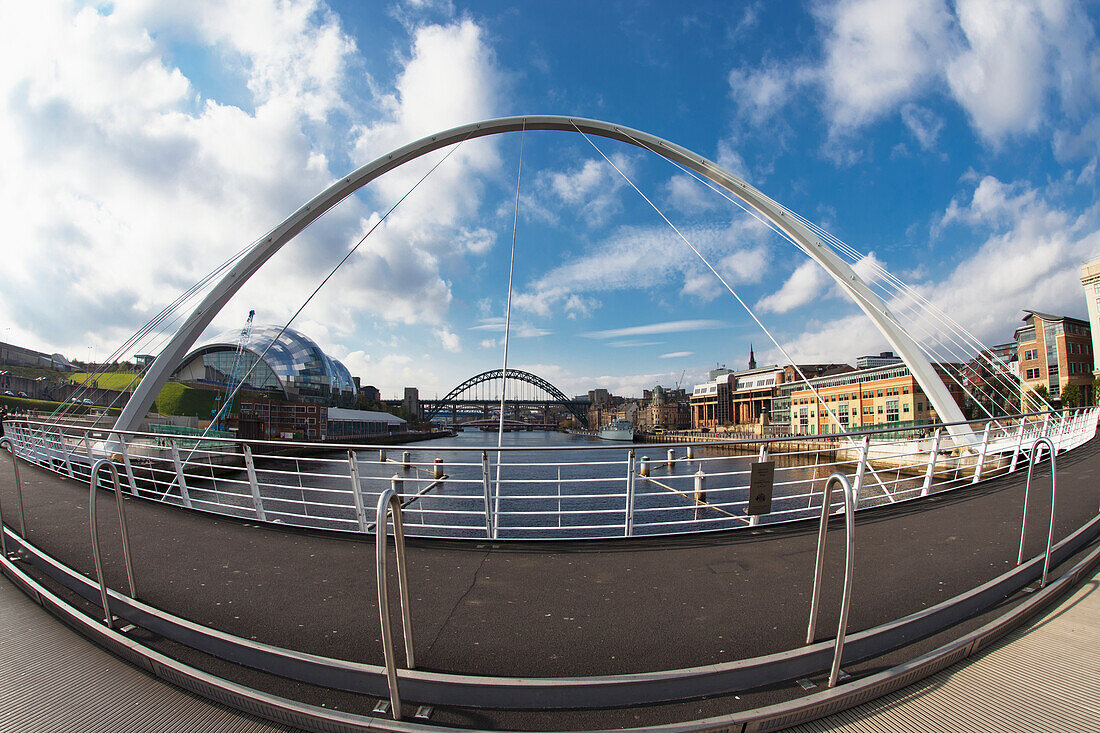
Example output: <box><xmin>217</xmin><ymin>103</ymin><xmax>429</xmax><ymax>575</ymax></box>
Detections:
<box><xmin>1025</xmin><ymin>384</ymin><xmax>1050</xmax><ymax>413</ymax></box>
<box><xmin>1061</xmin><ymin>382</ymin><xmax>1081</xmax><ymax>408</ymax></box>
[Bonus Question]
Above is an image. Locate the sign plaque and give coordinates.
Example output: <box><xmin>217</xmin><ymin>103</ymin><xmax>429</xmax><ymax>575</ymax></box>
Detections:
<box><xmin>747</xmin><ymin>461</ymin><xmax>775</xmax><ymax>516</ymax></box>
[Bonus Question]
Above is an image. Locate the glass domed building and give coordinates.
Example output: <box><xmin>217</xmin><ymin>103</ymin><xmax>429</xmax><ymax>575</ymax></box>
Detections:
<box><xmin>172</xmin><ymin>325</ymin><xmax>356</xmax><ymax>407</ymax></box>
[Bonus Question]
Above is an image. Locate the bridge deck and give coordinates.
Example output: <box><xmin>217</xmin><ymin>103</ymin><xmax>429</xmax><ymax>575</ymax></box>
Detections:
<box><xmin>1</xmin><ymin>437</ymin><xmax>1098</xmax><ymax>729</ymax></box>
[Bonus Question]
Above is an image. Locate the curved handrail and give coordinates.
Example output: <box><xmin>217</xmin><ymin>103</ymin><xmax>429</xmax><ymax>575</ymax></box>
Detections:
<box><xmin>1017</xmin><ymin>436</ymin><xmax>1058</xmax><ymax>588</ymax></box>
<box><xmin>0</xmin><ymin>437</ymin><xmax>26</xmax><ymax>557</ymax></box>
<box><xmin>375</xmin><ymin>478</ymin><xmax>415</xmax><ymax>720</ymax></box>
<box><xmin>89</xmin><ymin>458</ymin><xmax>137</xmax><ymax>627</ymax></box>
<box><xmin>805</xmin><ymin>472</ymin><xmax>857</xmax><ymax>688</ymax></box>
<box><xmin>2</xmin><ymin>407</ymin><xmax>1096</xmax><ymax>542</ymax></box>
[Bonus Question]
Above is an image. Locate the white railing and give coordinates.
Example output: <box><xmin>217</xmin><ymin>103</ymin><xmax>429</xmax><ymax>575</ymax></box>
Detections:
<box><xmin>3</xmin><ymin>408</ymin><xmax>1096</xmax><ymax>541</ymax></box>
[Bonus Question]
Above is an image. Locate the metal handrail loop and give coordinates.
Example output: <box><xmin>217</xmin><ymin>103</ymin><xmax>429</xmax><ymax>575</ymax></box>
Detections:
<box><xmin>88</xmin><ymin>458</ymin><xmax>137</xmax><ymax>628</ymax></box>
<box><xmin>375</xmin><ymin>479</ymin><xmax>416</xmax><ymax>720</ymax></box>
<box><xmin>1017</xmin><ymin>436</ymin><xmax>1058</xmax><ymax>588</ymax></box>
<box><xmin>805</xmin><ymin>472</ymin><xmax>857</xmax><ymax>688</ymax></box>
<box><xmin>0</xmin><ymin>437</ymin><xmax>27</xmax><ymax>557</ymax></box>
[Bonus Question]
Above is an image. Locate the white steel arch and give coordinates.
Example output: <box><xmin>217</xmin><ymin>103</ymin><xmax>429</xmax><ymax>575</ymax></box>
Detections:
<box><xmin>113</xmin><ymin>115</ymin><xmax>971</xmax><ymax>442</ymax></box>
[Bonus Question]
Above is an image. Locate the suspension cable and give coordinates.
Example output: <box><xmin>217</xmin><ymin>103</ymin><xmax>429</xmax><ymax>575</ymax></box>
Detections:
<box><xmin>494</xmin><ymin>122</ymin><xmax>526</xmax><ymax>536</ymax></box>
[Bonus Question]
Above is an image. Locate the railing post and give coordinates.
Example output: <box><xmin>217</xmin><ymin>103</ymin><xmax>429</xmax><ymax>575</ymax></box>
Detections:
<box><xmin>376</xmin><ymin>478</ymin><xmax>415</xmax><ymax>721</ymax></box>
<box><xmin>1017</xmin><ymin>437</ymin><xmax>1058</xmax><ymax>588</ymax></box>
<box><xmin>1009</xmin><ymin>418</ymin><xmax>1026</xmax><ymax>473</ymax></box>
<box><xmin>0</xmin><ymin>437</ymin><xmax>26</xmax><ymax>557</ymax></box>
<box><xmin>348</xmin><ymin>450</ymin><xmax>368</xmax><ymax>532</ymax></box>
<box><xmin>242</xmin><ymin>445</ymin><xmax>265</xmax><ymax>521</ymax></box>
<box><xmin>921</xmin><ymin>428</ymin><xmax>942</xmax><ymax>497</ymax></box>
<box><xmin>117</xmin><ymin>435</ymin><xmax>139</xmax><ymax>495</ymax></box>
<box><xmin>1040</xmin><ymin>412</ymin><xmax>1051</xmax><ymax>438</ymax></box>
<box><xmin>852</xmin><ymin>435</ymin><xmax>870</xmax><ymax>507</ymax></box>
<box><xmin>625</xmin><ymin>449</ymin><xmax>636</xmax><ymax>536</ymax></box>
<box><xmin>971</xmin><ymin>422</ymin><xmax>992</xmax><ymax>484</ymax></box>
<box><xmin>750</xmin><ymin>445</ymin><xmax>769</xmax><ymax>526</ymax></box>
<box><xmin>804</xmin><ymin>473</ymin><xmax>857</xmax><ymax>688</ymax></box>
<box><xmin>169</xmin><ymin>439</ymin><xmax>192</xmax><ymax>508</ymax></box>
<box><xmin>694</xmin><ymin>468</ymin><xmax>706</xmax><ymax>523</ymax></box>
<box><xmin>88</xmin><ymin>459</ymin><xmax>138</xmax><ymax>628</ymax></box>
<box><xmin>481</xmin><ymin>452</ymin><xmax>493</xmax><ymax>538</ymax></box>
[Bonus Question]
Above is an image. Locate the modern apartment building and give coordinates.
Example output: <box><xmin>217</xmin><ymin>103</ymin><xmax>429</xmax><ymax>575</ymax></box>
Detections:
<box><xmin>782</xmin><ymin>362</ymin><xmax>966</xmax><ymax>436</ymax></box>
<box><xmin>1014</xmin><ymin>310</ymin><xmax>1093</xmax><ymax>406</ymax></box>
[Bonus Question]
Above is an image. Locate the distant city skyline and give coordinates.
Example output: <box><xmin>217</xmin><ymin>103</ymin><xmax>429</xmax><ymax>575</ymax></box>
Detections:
<box><xmin>3</xmin><ymin>1</ymin><xmax>1099</xmax><ymax>399</ymax></box>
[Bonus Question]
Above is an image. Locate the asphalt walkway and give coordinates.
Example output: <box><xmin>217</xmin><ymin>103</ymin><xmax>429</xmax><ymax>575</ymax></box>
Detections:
<box><xmin>1</xmin><ymin>437</ymin><xmax>1098</xmax><ymax>729</ymax></box>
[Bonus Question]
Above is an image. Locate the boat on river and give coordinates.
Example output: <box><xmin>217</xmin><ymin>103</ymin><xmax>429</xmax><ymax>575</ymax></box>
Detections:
<box><xmin>597</xmin><ymin>418</ymin><xmax>635</xmax><ymax>441</ymax></box>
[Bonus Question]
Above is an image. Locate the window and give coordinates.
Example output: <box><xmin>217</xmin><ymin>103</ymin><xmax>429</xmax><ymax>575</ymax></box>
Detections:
<box><xmin>1024</xmin><ymin>349</ymin><xmax>1038</xmax><ymax>360</ymax></box>
<box><xmin>902</xmin><ymin>386</ymin><xmax>909</xmax><ymax>394</ymax></box>
<box><xmin>877</xmin><ymin>389</ymin><xmax>883</xmax><ymax>397</ymax></box>
<box><xmin>903</xmin><ymin>403</ymin><xmax>910</xmax><ymax>413</ymax></box>
<box><xmin>877</xmin><ymin>406</ymin><xmax>883</xmax><ymax>414</ymax></box>
<box><xmin>886</xmin><ymin>400</ymin><xmax>899</xmax><ymax>422</ymax></box>
<box><xmin>863</xmin><ymin>405</ymin><xmax>873</xmax><ymax>415</ymax></box>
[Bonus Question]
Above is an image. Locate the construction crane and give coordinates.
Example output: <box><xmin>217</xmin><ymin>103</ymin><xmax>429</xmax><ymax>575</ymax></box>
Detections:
<box><xmin>212</xmin><ymin>310</ymin><xmax>255</xmax><ymax>431</ymax></box>
<box><xmin>676</xmin><ymin>369</ymin><xmax>686</xmax><ymax>390</ymax></box>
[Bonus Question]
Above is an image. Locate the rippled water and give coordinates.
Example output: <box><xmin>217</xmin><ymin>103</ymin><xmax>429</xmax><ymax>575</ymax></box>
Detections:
<box><xmin>236</xmin><ymin>429</ymin><xmax>921</xmax><ymax>539</ymax></box>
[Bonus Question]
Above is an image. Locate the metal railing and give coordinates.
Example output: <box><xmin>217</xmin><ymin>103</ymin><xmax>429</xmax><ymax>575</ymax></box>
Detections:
<box><xmin>1</xmin><ymin>408</ymin><xmax>1095</xmax><ymax>541</ymax></box>
<box><xmin>0</xmin><ymin>408</ymin><xmax>1098</xmax><ymax>720</ymax></box>
<box><xmin>1018</xmin><ymin>436</ymin><xmax>1058</xmax><ymax>589</ymax></box>
<box><xmin>805</xmin><ymin>473</ymin><xmax>857</xmax><ymax>688</ymax></box>
<box><xmin>374</xmin><ymin>481</ymin><xmax>415</xmax><ymax>720</ymax></box>
<box><xmin>88</xmin><ymin>459</ymin><xmax>137</xmax><ymax>628</ymax></box>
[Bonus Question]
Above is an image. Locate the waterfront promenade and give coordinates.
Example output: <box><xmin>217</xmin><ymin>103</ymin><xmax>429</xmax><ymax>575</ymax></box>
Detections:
<box><xmin>2</xmin><ymin>436</ymin><xmax>1098</xmax><ymax>729</ymax></box>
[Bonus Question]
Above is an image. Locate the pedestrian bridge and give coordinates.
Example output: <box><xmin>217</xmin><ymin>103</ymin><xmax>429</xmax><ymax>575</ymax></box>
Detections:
<box><xmin>1</xmin><ymin>410</ymin><xmax>1098</xmax><ymax>730</ymax></box>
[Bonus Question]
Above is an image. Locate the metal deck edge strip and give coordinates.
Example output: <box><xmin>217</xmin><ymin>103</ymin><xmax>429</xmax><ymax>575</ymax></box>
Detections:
<box><xmin>4</xmin><ymin>510</ymin><xmax>1099</xmax><ymax>710</ymax></box>
<box><xmin>4</xmin><ymin>532</ymin><xmax>1099</xmax><ymax>733</ymax></box>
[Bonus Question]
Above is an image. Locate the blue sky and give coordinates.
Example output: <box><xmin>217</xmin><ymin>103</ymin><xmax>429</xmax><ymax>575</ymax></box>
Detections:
<box><xmin>2</xmin><ymin>1</ymin><xmax>1099</xmax><ymax>399</ymax></box>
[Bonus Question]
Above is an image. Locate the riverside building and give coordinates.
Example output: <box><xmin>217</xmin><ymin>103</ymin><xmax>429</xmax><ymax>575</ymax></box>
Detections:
<box><xmin>780</xmin><ymin>362</ymin><xmax>966</xmax><ymax>436</ymax></box>
<box><xmin>1014</xmin><ymin>310</ymin><xmax>1093</xmax><ymax>407</ymax></box>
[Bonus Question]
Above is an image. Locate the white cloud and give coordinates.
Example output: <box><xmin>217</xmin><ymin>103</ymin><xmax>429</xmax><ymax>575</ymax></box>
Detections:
<box><xmin>728</xmin><ymin>63</ymin><xmax>817</xmax><ymax>127</ymax></box>
<box><xmin>756</xmin><ymin>260</ymin><xmax>829</xmax><ymax>314</ymax></box>
<box><xmin>659</xmin><ymin>351</ymin><xmax>693</xmax><ymax>359</ymax></box>
<box><xmin>730</xmin><ymin>0</ymin><xmax>1100</xmax><ymax>155</ymax></box>
<box><xmin>0</xmin><ymin>1</ymin><xmax>367</xmax><ymax>357</ymax></box>
<box><xmin>469</xmin><ymin>318</ymin><xmax>552</xmax><ymax>338</ymax></box>
<box><xmin>530</xmin><ymin>152</ymin><xmax>635</xmax><ymax>228</ymax></box>
<box><xmin>514</xmin><ymin>218</ymin><xmax>771</xmax><ymax>317</ymax></box>
<box><xmin>778</xmin><ymin>175</ymin><xmax>1100</xmax><ymax>363</ymax></box>
<box><xmin>433</xmin><ymin>327</ymin><xmax>461</xmax><ymax>352</ymax></box>
<box><xmin>585</xmin><ymin>320</ymin><xmax>729</xmax><ymax>339</ymax></box>
<box><xmin>666</xmin><ymin>174</ymin><xmax>719</xmax><ymax>213</ymax></box>
<box><xmin>900</xmin><ymin>104</ymin><xmax>944</xmax><ymax>151</ymax></box>
<box><xmin>818</xmin><ymin>0</ymin><xmax>955</xmax><ymax>129</ymax></box>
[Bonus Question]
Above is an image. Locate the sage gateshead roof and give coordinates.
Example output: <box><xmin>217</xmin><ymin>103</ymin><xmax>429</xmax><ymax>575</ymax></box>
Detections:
<box><xmin>173</xmin><ymin>325</ymin><xmax>356</xmax><ymax>407</ymax></box>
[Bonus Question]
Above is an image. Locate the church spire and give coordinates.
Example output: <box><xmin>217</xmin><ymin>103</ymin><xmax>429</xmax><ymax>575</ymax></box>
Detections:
<box><xmin>748</xmin><ymin>343</ymin><xmax>756</xmax><ymax>370</ymax></box>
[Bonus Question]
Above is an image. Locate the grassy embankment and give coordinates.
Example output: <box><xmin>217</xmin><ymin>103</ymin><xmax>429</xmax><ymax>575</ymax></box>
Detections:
<box><xmin>3</xmin><ymin>370</ymin><xmax>218</xmax><ymax>418</ymax></box>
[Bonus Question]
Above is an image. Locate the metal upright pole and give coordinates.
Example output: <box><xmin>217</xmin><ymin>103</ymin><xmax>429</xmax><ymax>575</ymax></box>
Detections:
<box><xmin>971</xmin><ymin>422</ymin><xmax>992</xmax><ymax>484</ymax></box>
<box><xmin>481</xmin><ymin>451</ymin><xmax>492</xmax><ymax>538</ymax></box>
<box><xmin>243</xmin><ymin>445</ymin><xmax>265</xmax><ymax>521</ymax></box>
<box><xmin>625</xmin><ymin>450</ymin><xmax>636</xmax><ymax>536</ymax></box>
<box><xmin>921</xmin><ymin>427</ymin><xmax>942</xmax><ymax>497</ymax></box>
<box><xmin>169</xmin><ymin>440</ymin><xmax>192</xmax><ymax>508</ymax></box>
<box><xmin>852</xmin><ymin>435</ymin><xmax>870</xmax><ymax>507</ymax></box>
<box><xmin>1010</xmin><ymin>419</ymin><xmax>1026</xmax><ymax>473</ymax></box>
<box><xmin>117</xmin><ymin>435</ymin><xmax>139</xmax><ymax>495</ymax></box>
<box><xmin>348</xmin><ymin>450</ymin><xmax>368</xmax><ymax>533</ymax></box>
